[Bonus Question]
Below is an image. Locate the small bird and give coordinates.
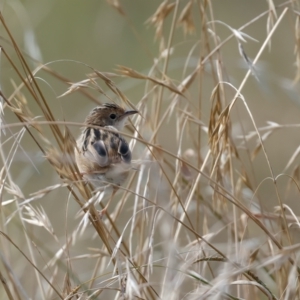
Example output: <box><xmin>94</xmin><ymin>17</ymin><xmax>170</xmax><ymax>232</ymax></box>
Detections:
<box><xmin>75</xmin><ymin>103</ymin><xmax>138</xmax><ymax>215</ymax></box>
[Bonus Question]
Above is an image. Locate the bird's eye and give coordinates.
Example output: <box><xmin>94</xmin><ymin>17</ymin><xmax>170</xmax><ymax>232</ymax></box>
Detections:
<box><xmin>110</xmin><ymin>113</ymin><xmax>116</xmax><ymax>119</ymax></box>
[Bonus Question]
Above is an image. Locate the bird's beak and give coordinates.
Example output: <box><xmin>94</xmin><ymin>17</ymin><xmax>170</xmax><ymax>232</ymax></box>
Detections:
<box><xmin>119</xmin><ymin>109</ymin><xmax>138</xmax><ymax>120</ymax></box>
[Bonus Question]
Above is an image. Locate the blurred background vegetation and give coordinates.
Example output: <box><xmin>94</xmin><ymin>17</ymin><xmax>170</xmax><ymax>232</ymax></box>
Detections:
<box><xmin>2</xmin><ymin>0</ymin><xmax>300</xmax><ymax>204</ymax></box>
<box><xmin>2</xmin><ymin>0</ymin><xmax>300</xmax><ymax>299</ymax></box>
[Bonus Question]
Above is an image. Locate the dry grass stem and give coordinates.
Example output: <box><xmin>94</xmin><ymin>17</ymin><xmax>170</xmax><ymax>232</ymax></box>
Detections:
<box><xmin>1</xmin><ymin>1</ymin><xmax>300</xmax><ymax>299</ymax></box>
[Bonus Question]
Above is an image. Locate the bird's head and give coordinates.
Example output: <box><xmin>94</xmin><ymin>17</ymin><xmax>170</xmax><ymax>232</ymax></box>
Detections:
<box><xmin>85</xmin><ymin>103</ymin><xmax>138</xmax><ymax>130</ymax></box>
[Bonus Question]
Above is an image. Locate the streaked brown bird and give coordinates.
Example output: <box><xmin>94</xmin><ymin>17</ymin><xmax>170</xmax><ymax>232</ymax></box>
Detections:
<box><xmin>75</xmin><ymin>103</ymin><xmax>138</xmax><ymax>215</ymax></box>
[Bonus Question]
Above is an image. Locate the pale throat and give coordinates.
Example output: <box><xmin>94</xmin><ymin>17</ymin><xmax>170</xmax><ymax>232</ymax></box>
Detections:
<box><xmin>114</xmin><ymin>118</ymin><xmax>127</xmax><ymax>131</ymax></box>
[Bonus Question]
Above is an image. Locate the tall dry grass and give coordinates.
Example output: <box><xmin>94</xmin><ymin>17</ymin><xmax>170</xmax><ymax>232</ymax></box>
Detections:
<box><xmin>1</xmin><ymin>1</ymin><xmax>300</xmax><ymax>299</ymax></box>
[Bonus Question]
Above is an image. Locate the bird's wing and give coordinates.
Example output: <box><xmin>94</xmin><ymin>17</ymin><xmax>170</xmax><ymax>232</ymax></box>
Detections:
<box><xmin>89</xmin><ymin>139</ymin><xmax>109</xmax><ymax>166</ymax></box>
<box><xmin>118</xmin><ymin>137</ymin><xmax>131</xmax><ymax>164</ymax></box>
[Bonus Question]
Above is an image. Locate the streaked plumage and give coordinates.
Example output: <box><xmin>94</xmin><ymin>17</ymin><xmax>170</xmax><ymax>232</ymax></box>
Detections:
<box><xmin>75</xmin><ymin>103</ymin><xmax>138</xmax><ymax>214</ymax></box>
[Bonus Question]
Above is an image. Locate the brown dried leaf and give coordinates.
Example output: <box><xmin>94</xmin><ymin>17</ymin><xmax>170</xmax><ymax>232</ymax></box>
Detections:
<box><xmin>208</xmin><ymin>85</ymin><xmax>227</xmax><ymax>153</ymax></box>
<box><xmin>146</xmin><ymin>0</ymin><xmax>175</xmax><ymax>39</ymax></box>
<box><xmin>177</xmin><ymin>1</ymin><xmax>195</xmax><ymax>35</ymax></box>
